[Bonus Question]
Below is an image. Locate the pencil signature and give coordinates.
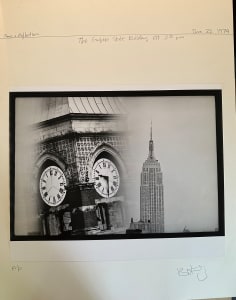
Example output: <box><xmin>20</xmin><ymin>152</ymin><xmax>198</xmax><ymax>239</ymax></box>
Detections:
<box><xmin>177</xmin><ymin>265</ymin><xmax>208</xmax><ymax>281</ymax></box>
<box><xmin>11</xmin><ymin>264</ymin><xmax>23</xmax><ymax>272</ymax></box>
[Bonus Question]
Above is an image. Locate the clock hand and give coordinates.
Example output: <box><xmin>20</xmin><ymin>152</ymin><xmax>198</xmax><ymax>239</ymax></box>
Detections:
<box><xmin>98</xmin><ymin>174</ymin><xmax>105</xmax><ymax>178</ymax></box>
<box><xmin>102</xmin><ymin>175</ymin><xmax>109</xmax><ymax>197</ymax></box>
<box><xmin>98</xmin><ymin>175</ymin><xmax>109</xmax><ymax>196</ymax></box>
<box><xmin>50</xmin><ymin>170</ymin><xmax>52</xmax><ymax>185</ymax></box>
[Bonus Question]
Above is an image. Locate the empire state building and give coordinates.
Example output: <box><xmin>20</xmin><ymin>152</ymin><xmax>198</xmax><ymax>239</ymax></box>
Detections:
<box><xmin>139</xmin><ymin>124</ymin><xmax>164</xmax><ymax>233</ymax></box>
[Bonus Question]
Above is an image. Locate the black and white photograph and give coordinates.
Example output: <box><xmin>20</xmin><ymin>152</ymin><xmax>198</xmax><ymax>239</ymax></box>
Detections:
<box><xmin>10</xmin><ymin>90</ymin><xmax>224</xmax><ymax>240</ymax></box>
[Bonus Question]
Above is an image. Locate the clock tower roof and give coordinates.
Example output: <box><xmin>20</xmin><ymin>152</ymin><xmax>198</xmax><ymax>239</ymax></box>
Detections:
<box><xmin>31</xmin><ymin>97</ymin><xmax>126</xmax><ymax>124</ymax></box>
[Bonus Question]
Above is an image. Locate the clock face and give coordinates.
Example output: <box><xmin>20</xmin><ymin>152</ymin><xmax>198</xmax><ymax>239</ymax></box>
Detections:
<box><xmin>39</xmin><ymin>166</ymin><xmax>67</xmax><ymax>207</ymax></box>
<box><xmin>92</xmin><ymin>158</ymin><xmax>120</xmax><ymax>198</ymax></box>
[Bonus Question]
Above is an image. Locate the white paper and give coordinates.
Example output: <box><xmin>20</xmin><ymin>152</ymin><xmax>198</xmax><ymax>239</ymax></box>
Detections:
<box><xmin>1</xmin><ymin>1</ymin><xmax>236</xmax><ymax>299</ymax></box>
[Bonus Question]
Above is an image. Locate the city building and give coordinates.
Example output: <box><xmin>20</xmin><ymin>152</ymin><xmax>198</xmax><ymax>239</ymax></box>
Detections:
<box><xmin>129</xmin><ymin>124</ymin><xmax>164</xmax><ymax>233</ymax></box>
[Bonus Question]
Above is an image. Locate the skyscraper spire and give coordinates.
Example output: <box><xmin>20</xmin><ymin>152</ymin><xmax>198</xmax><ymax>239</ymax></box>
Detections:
<box><xmin>150</xmin><ymin>120</ymin><xmax>152</xmax><ymax>140</ymax></box>
<box><xmin>148</xmin><ymin>121</ymin><xmax>155</xmax><ymax>159</ymax></box>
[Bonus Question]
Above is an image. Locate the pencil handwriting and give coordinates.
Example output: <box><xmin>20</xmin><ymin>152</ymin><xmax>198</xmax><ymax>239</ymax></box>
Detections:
<box><xmin>3</xmin><ymin>32</ymin><xmax>40</xmax><ymax>39</ymax></box>
<box><xmin>0</xmin><ymin>28</ymin><xmax>231</xmax><ymax>44</ymax></box>
<box><xmin>192</xmin><ymin>28</ymin><xmax>230</xmax><ymax>35</ymax></box>
<box><xmin>177</xmin><ymin>264</ymin><xmax>208</xmax><ymax>282</ymax></box>
<box><xmin>11</xmin><ymin>264</ymin><xmax>23</xmax><ymax>272</ymax></box>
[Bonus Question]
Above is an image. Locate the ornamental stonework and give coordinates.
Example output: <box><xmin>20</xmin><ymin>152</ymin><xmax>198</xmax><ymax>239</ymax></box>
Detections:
<box><xmin>37</xmin><ymin>138</ymin><xmax>79</xmax><ymax>185</ymax></box>
<box><xmin>76</xmin><ymin>135</ymin><xmax>127</xmax><ymax>183</ymax></box>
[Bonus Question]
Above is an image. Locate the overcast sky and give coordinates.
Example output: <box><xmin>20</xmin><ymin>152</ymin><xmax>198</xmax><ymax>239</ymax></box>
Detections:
<box><xmin>123</xmin><ymin>96</ymin><xmax>219</xmax><ymax>232</ymax></box>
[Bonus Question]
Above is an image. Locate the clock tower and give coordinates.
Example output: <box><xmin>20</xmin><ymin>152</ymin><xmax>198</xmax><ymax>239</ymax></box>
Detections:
<box><xmin>32</xmin><ymin>96</ymin><xmax>128</xmax><ymax>237</ymax></box>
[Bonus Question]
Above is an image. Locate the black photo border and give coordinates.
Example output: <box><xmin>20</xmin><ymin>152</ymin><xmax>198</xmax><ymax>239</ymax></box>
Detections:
<box><xmin>10</xmin><ymin>89</ymin><xmax>225</xmax><ymax>241</ymax></box>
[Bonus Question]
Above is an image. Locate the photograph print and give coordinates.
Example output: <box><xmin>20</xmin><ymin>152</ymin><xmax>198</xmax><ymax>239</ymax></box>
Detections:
<box><xmin>10</xmin><ymin>90</ymin><xmax>224</xmax><ymax>240</ymax></box>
